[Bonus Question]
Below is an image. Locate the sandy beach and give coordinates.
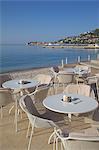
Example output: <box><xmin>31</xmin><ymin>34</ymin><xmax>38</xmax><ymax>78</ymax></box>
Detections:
<box><xmin>0</xmin><ymin>61</ymin><xmax>99</xmax><ymax>88</ymax></box>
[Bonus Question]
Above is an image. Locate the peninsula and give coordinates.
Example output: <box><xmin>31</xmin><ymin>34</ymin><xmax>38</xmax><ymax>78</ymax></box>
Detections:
<box><xmin>28</xmin><ymin>28</ymin><xmax>99</xmax><ymax>49</ymax></box>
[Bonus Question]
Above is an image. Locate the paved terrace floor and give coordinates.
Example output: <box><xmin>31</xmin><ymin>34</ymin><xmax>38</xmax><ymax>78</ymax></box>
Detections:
<box><xmin>0</xmin><ymin>103</ymin><xmax>99</xmax><ymax>150</ymax></box>
<box><xmin>0</xmin><ymin>86</ymin><xmax>99</xmax><ymax>150</ymax></box>
<box><xmin>0</xmin><ymin>63</ymin><xmax>99</xmax><ymax>150</ymax></box>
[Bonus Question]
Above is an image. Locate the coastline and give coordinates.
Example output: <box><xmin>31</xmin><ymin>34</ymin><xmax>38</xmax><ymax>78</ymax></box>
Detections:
<box><xmin>0</xmin><ymin>61</ymin><xmax>99</xmax><ymax>88</ymax></box>
<box><xmin>0</xmin><ymin>63</ymin><xmax>77</xmax><ymax>87</ymax></box>
<box><xmin>0</xmin><ymin>66</ymin><xmax>48</xmax><ymax>75</ymax></box>
<box><xmin>0</xmin><ymin>67</ymin><xmax>50</xmax><ymax>87</ymax></box>
<box><xmin>0</xmin><ymin>60</ymin><xmax>99</xmax><ymax>76</ymax></box>
<box><xmin>42</xmin><ymin>45</ymin><xmax>99</xmax><ymax>49</ymax></box>
<box><xmin>1</xmin><ymin>45</ymin><xmax>98</xmax><ymax>74</ymax></box>
<box><xmin>0</xmin><ymin>63</ymin><xmax>76</xmax><ymax>76</ymax></box>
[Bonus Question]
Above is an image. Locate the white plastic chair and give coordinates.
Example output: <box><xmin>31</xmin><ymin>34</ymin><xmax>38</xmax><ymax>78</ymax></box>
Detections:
<box><xmin>74</xmin><ymin>65</ymin><xmax>91</xmax><ymax>84</ymax></box>
<box><xmin>0</xmin><ymin>87</ymin><xmax>23</xmax><ymax>132</ymax></box>
<box><xmin>33</xmin><ymin>74</ymin><xmax>52</xmax><ymax>86</ymax></box>
<box><xmin>63</xmin><ymin>83</ymin><xmax>78</xmax><ymax>95</ymax></box>
<box><xmin>28</xmin><ymin>85</ymin><xmax>50</xmax><ymax>113</ymax></box>
<box><xmin>63</xmin><ymin>84</ymin><xmax>95</xmax><ymax>118</ymax></box>
<box><xmin>50</xmin><ymin>67</ymin><xmax>60</xmax><ymax>92</ymax></box>
<box><xmin>19</xmin><ymin>95</ymin><xmax>57</xmax><ymax>150</ymax></box>
<box><xmin>0</xmin><ymin>88</ymin><xmax>14</xmax><ymax>118</ymax></box>
<box><xmin>57</xmin><ymin>73</ymin><xmax>73</xmax><ymax>91</ymax></box>
<box><xmin>32</xmin><ymin>74</ymin><xmax>53</xmax><ymax>94</ymax></box>
<box><xmin>53</xmin><ymin>126</ymin><xmax>99</xmax><ymax>150</ymax></box>
<box><xmin>19</xmin><ymin>93</ymin><xmax>66</xmax><ymax>150</ymax></box>
<box><xmin>86</xmin><ymin>76</ymin><xmax>99</xmax><ymax>101</ymax></box>
<box><xmin>63</xmin><ymin>83</ymin><xmax>95</xmax><ymax>98</ymax></box>
<box><xmin>33</xmin><ymin>85</ymin><xmax>49</xmax><ymax>102</ymax></box>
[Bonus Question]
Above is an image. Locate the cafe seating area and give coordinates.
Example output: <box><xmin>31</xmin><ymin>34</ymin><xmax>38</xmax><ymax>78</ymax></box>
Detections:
<box><xmin>0</xmin><ymin>63</ymin><xmax>99</xmax><ymax>150</ymax></box>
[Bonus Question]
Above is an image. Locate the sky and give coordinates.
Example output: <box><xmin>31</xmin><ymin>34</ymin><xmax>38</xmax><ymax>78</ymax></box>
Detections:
<box><xmin>0</xmin><ymin>0</ymin><xmax>99</xmax><ymax>44</ymax></box>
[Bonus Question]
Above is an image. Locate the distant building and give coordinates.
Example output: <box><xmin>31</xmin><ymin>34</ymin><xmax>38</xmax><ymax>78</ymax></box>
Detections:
<box><xmin>48</xmin><ymin>43</ymin><xmax>52</xmax><ymax>46</ymax></box>
<box><xmin>95</xmin><ymin>43</ymin><xmax>99</xmax><ymax>48</ymax></box>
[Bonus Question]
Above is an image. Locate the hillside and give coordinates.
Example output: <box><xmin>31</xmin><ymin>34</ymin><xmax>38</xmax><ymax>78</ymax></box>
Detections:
<box><xmin>58</xmin><ymin>29</ymin><xmax>99</xmax><ymax>44</ymax></box>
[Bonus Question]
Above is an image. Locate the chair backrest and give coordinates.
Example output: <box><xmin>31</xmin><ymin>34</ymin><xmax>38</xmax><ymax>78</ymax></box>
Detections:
<box><xmin>69</xmin><ymin>125</ymin><xmax>99</xmax><ymax>141</ymax></box>
<box><xmin>86</xmin><ymin>76</ymin><xmax>98</xmax><ymax>100</ymax></box>
<box><xmin>19</xmin><ymin>95</ymin><xmax>56</xmax><ymax>128</ymax></box>
<box><xmin>20</xmin><ymin>95</ymin><xmax>40</xmax><ymax>117</ymax></box>
<box><xmin>24</xmin><ymin>86</ymin><xmax>36</xmax><ymax>94</ymax></box>
<box><xmin>50</xmin><ymin>67</ymin><xmax>60</xmax><ymax>82</ymax></box>
<box><xmin>78</xmin><ymin>84</ymin><xmax>91</xmax><ymax>97</ymax></box>
<box><xmin>64</xmin><ymin>84</ymin><xmax>94</xmax><ymax>98</ymax></box>
<box><xmin>57</xmin><ymin>73</ymin><xmax>73</xmax><ymax>84</ymax></box>
<box><xmin>0</xmin><ymin>75</ymin><xmax>12</xmax><ymax>87</ymax></box>
<box><xmin>69</xmin><ymin>133</ymin><xmax>99</xmax><ymax>141</ymax></box>
<box><xmin>0</xmin><ymin>88</ymin><xmax>14</xmax><ymax>107</ymax></box>
<box><xmin>34</xmin><ymin>86</ymin><xmax>50</xmax><ymax>103</ymax></box>
<box><xmin>55</xmin><ymin>128</ymin><xmax>99</xmax><ymax>142</ymax></box>
<box><xmin>33</xmin><ymin>74</ymin><xmax>52</xmax><ymax>85</ymax></box>
<box><xmin>63</xmin><ymin>83</ymin><xmax>78</xmax><ymax>94</ymax></box>
<box><xmin>95</xmin><ymin>73</ymin><xmax>99</xmax><ymax>78</ymax></box>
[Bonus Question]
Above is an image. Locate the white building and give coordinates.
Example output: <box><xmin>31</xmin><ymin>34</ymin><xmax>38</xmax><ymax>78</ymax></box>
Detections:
<box><xmin>95</xmin><ymin>43</ymin><xmax>99</xmax><ymax>48</ymax></box>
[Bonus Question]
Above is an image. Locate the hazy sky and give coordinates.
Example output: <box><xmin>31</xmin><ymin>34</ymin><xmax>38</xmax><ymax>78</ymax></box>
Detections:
<box><xmin>0</xmin><ymin>0</ymin><xmax>99</xmax><ymax>44</ymax></box>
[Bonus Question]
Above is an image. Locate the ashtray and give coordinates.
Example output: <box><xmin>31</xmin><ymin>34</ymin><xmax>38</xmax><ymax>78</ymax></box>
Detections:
<box><xmin>71</xmin><ymin>97</ymin><xmax>79</xmax><ymax>101</ymax></box>
<box><xmin>18</xmin><ymin>80</ymin><xmax>31</xmax><ymax>85</ymax></box>
<box><xmin>67</xmin><ymin>96</ymin><xmax>72</xmax><ymax>102</ymax></box>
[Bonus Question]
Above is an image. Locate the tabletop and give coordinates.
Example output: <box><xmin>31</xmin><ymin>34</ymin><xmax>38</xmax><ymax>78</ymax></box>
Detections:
<box><xmin>59</xmin><ymin>68</ymin><xmax>75</xmax><ymax>74</ymax></box>
<box><xmin>74</xmin><ymin>68</ymin><xmax>89</xmax><ymax>75</ymax></box>
<box><xmin>43</xmin><ymin>93</ymin><xmax>98</xmax><ymax>115</ymax></box>
<box><xmin>59</xmin><ymin>67</ymin><xmax>88</xmax><ymax>76</ymax></box>
<box><xmin>2</xmin><ymin>79</ymin><xmax>39</xmax><ymax>89</ymax></box>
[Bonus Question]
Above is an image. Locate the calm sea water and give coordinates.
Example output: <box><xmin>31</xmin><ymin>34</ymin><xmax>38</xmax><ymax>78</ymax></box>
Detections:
<box><xmin>0</xmin><ymin>44</ymin><xmax>98</xmax><ymax>73</ymax></box>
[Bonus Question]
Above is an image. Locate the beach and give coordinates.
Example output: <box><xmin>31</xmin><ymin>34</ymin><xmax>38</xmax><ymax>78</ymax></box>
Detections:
<box><xmin>0</xmin><ymin>61</ymin><xmax>99</xmax><ymax>88</ymax></box>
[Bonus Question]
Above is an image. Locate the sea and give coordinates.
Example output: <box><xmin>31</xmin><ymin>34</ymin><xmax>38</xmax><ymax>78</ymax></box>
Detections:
<box><xmin>0</xmin><ymin>44</ymin><xmax>99</xmax><ymax>74</ymax></box>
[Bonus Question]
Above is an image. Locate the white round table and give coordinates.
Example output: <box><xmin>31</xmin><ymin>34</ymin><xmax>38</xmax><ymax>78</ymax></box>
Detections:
<box><xmin>43</xmin><ymin>93</ymin><xmax>98</xmax><ymax>119</ymax></box>
<box><xmin>2</xmin><ymin>79</ymin><xmax>39</xmax><ymax>132</ymax></box>
<box><xmin>59</xmin><ymin>68</ymin><xmax>75</xmax><ymax>74</ymax></box>
<box><xmin>2</xmin><ymin>79</ymin><xmax>39</xmax><ymax>90</ymax></box>
<box><xmin>59</xmin><ymin>68</ymin><xmax>88</xmax><ymax>77</ymax></box>
<box><xmin>74</xmin><ymin>69</ymin><xmax>88</xmax><ymax>76</ymax></box>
